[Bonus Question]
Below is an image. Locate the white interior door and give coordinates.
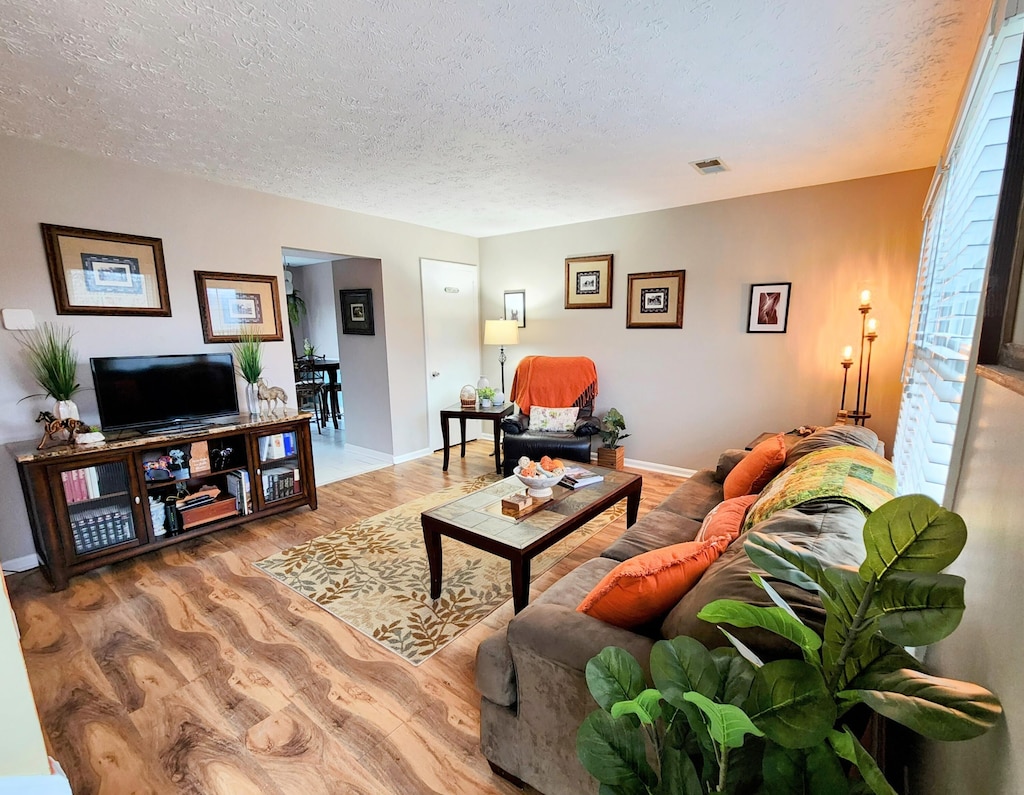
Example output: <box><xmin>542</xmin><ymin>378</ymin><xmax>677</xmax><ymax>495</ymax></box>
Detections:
<box><xmin>421</xmin><ymin>260</ymin><xmax>481</xmax><ymax>452</ymax></box>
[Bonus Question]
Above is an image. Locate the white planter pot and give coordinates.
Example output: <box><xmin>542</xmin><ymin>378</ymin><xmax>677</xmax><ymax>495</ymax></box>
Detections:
<box><xmin>54</xmin><ymin>399</ymin><xmax>79</xmax><ymax>422</ymax></box>
<box><xmin>245</xmin><ymin>383</ymin><xmax>261</xmax><ymax>418</ymax></box>
<box><xmin>481</xmin><ymin>399</ymin><xmax>493</xmax><ymax>408</ymax></box>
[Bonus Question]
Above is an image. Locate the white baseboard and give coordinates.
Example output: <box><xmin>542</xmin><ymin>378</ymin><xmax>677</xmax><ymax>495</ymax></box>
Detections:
<box><xmin>588</xmin><ymin>451</ymin><xmax>695</xmax><ymax>478</ymax></box>
<box><xmin>392</xmin><ymin>447</ymin><xmax>434</xmax><ymax>464</ymax></box>
<box><xmin>343</xmin><ymin>444</ymin><xmax>394</xmax><ymax>464</ymax></box>
<box><xmin>2</xmin><ymin>553</ymin><xmax>39</xmax><ymax>573</ymax></box>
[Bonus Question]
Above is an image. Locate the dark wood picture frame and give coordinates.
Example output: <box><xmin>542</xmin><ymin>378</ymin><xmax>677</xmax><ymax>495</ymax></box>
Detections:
<box><xmin>747</xmin><ymin>282</ymin><xmax>792</xmax><ymax>333</ymax></box>
<box><xmin>340</xmin><ymin>288</ymin><xmax>375</xmax><ymax>335</ymax></box>
<box><xmin>565</xmin><ymin>254</ymin><xmax>613</xmax><ymax>309</ymax></box>
<box><xmin>504</xmin><ymin>289</ymin><xmax>526</xmax><ymax>328</ymax></box>
<box><xmin>41</xmin><ymin>223</ymin><xmax>171</xmax><ymax>316</ymax></box>
<box><xmin>626</xmin><ymin>270</ymin><xmax>685</xmax><ymax>329</ymax></box>
<box><xmin>194</xmin><ymin>270</ymin><xmax>284</xmax><ymax>343</ymax></box>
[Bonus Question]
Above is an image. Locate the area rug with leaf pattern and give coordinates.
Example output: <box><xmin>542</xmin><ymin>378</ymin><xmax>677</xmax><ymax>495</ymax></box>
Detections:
<box><xmin>253</xmin><ymin>474</ymin><xmax>629</xmax><ymax>665</ymax></box>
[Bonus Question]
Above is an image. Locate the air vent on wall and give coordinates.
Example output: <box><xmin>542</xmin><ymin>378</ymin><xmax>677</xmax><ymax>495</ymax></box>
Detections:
<box><xmin>690</xmin><ymin>157</ymin><xmax>728</xmax><ymax>175</ymax></box>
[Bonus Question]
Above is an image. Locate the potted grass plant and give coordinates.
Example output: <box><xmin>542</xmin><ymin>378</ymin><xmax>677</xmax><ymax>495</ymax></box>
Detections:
<box><xmin>597</xmin><ymin>407</ymin><xmax>630</xmax><ymax>470</ymax></box>
<box><xmin>18</xmin><ymin>322</ymin><xmax>82</xmax><ymax>422</ymax></box>
<box><xmin>232</xmin><ymin>330</ymin><xmax>264</xmax><ymax>417</ymax></box>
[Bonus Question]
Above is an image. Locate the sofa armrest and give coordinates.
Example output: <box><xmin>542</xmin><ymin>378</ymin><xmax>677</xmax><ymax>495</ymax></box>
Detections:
<box><xmin>715</xmin><ymin>448</ymin><xmax>749</xmax><ymax>483</ymax></box>
<box><xmin>501</xmin><ymin>413</ymin><xmax>529</xmax><ymax>434</ymax></box>
<box><xmin>507</xmin><ymin>603</ymin><xmax>657</xmax><ymax>674</ymax></box>
<box><xmin>573</xmin><ymin>415</ymin><xmax>602</xmax><ymax>437</ymax></box>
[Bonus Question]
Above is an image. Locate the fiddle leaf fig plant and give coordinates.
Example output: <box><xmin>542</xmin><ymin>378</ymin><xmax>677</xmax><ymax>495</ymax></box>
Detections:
<box><xmin>578</xmin><ymin>494</ymin><xmax>1003</xmax><ymax>794</ymax></box>
<box><xmin>600</xmin><ymin>407</ymin><xmax>630</xmax><ymax>449</ymax></box>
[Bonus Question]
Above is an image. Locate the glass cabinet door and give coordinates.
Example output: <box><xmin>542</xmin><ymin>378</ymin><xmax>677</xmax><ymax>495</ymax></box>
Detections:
<box><xmin>58</xmin><ymin>460</ymin><xmax>140</xmax><ymax>556</ymax></box>
<box><xmin>254</xmin><ymin>429</ymin><xmax>303</xmax><ymax>506</ymax></box>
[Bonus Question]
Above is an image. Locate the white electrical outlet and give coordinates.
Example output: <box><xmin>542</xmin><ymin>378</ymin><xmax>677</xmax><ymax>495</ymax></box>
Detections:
<box><xmin>1</xmin><ymin>308</ymin><xmax>35</xmax><ymax>330</ymax></box>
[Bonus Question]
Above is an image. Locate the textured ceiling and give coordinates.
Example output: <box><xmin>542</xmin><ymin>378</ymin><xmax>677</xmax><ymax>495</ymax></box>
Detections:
<box><xmin>0</xmin><ymin>0</ymin><xmax>990</xmax><ymax>237</ymax></box>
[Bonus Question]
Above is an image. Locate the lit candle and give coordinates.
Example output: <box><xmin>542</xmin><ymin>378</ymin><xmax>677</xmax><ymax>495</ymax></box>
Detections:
<box><xmin>842</xmin><ymin>345</ymin><xmax>853</xmax><ymax>363</ymax></box>
<box><xmin>867</xmin><ymin>318</ymin><xmax>878</xmax><ymax>335</ymax></box>
<box><xmin>860</xmin><ymin>290</ymin><xmax>871</xmax><ymax>309</ymax></box>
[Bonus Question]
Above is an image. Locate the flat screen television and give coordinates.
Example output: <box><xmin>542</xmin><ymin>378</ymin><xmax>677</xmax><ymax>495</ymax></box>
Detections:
<box><xmin>90</xmin><ymin>353</ymin><xmax>239</xmax><ymax>432</ymax></box>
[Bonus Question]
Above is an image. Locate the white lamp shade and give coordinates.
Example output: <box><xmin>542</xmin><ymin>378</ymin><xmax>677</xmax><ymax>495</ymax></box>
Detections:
<box><xmin>484</xmin><ymin>319</ymin><xmax>520</xmax><ymax>346</ymax></box>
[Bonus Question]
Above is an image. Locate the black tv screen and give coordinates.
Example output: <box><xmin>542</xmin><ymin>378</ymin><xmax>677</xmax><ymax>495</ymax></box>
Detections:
<box><xmin>91</xmin><ymin>353</ymin><xmax>239</xmax><ymax>431</ymax></box>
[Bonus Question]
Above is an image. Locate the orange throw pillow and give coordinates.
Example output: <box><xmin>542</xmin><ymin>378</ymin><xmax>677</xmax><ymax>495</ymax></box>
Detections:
<box><xmin>696</xmin><ymin>494</ymin><xmax>759</xmax><ymax>544</ymax></box>
<box><xmin>577</xmin><ymin>539</ymin><xmax>726</xmax><ymax>628</ymax></box>
<box><xmin>723</xmin><ymin>433</ymin><xmax>787</xmax><ymax>499</ymax></box>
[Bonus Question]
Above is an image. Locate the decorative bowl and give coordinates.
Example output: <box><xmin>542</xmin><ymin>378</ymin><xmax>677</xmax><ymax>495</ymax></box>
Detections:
<box><xmin>513</xmin><ymin>465</ymin><xmax>565</xmax><ymax>498</ymax></box>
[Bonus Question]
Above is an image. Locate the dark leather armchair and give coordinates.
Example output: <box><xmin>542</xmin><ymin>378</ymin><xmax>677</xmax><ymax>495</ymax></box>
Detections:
<box><xmin>501</xmin><ymin>405</ymin><xmax>601</xmax><ymax>475</ymax></box>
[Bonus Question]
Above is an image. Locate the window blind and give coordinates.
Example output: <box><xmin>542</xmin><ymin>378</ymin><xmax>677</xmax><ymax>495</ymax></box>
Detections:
<box><xmin>894</xmin><ymin>20</ymin><xmax>1024</xmax><ymax>501</ymax></box>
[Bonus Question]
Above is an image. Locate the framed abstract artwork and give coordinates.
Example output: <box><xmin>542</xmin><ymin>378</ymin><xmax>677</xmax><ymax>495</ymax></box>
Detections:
<box><xmin>565</xmin><ymin>254</ymin><xmax>613</xmax><ymax>309</ymax></box>
<box><xmin>747</xmin><ymin>282</ymin><xmax>791</xmax><ymax>333</ymax></box>
<box><xmin>41</xmin><ymin>223</ymin><xmax>171</xmax><ymax>316</ymax></box>
<box><xmin>194</xmin><ymin>271</ymin><xmax>284</xmax><ymax>343</ymax></box>
<box><xmin>504</xmin><ymin>289</ymin><xmax>526</xmax><ymax>328</ymax></box>
<box><xmin>626</xmin><ymin>270</ymin><xmax>685</xmax><ymax>328</ymax></box>
<box><xmin>340</xmin><ymin>288</ymin><xmax>375</xmax><ymax>335</ymax></box>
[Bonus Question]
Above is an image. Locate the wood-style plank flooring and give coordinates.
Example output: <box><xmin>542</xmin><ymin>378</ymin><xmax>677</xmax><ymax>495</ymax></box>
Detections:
<box><xmin>7</xmin><ymin>443</ymin><xmax>685</xmax><ymax>795</ymax></box>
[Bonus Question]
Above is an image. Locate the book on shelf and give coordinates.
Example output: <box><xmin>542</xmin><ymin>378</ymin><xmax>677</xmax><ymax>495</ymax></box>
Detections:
<box><xmin>224</xmin><ymin>470</ymin><xmax>252</xmax><ymax>515</ymax></box>
<box><xmin>559</xmin><ymin>465</ymin><xmax>604</xmax><ymax>489</ymax></box>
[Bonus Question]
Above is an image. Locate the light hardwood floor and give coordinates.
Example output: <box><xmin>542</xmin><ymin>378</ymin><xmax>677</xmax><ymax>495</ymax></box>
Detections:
<box><xmin>7</xmin><ymin>442</ymin><xmax>685</xmax><ymax>795</ymax></box>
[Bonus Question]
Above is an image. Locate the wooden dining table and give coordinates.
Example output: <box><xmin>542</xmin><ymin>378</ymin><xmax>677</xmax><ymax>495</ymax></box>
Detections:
<box><xmin>293</xmin><ymin>358</ymin><xmax>341</xmax><ymax>429</ymax></box>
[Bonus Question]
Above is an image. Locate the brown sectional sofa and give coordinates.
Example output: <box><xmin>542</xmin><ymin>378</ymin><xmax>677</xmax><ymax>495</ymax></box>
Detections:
<box><xmin>475</xmin><ymin>425</ymin><xmax>884</xmax><ymax>795</ymax></box>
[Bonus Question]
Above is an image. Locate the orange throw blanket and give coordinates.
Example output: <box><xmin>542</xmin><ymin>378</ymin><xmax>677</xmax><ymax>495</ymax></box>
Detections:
<box><xmin>509</xmin><ymin>356</ymin><xmax>599</xmax><ymax>414</ymax></box>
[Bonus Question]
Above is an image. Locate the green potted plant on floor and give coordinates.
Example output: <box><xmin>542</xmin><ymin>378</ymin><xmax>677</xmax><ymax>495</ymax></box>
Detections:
<box><xmin>597</xmin><ymin>407</ymin><xmax>629</xmax><ymax>469</ymax></box>
<box><xmin>233</xmin><ymin>330</ymin><xmax>264</xmax><ymax>417</ymax></box>
<box><xmin>18</xmin><ymin>322</ymin><xmax>82</xmax><ymax>423</ymax></box>
<box><xmin>577</xmin><ymin>494</ymin><xmax>1002</xmax><ymax>793</ymax></box>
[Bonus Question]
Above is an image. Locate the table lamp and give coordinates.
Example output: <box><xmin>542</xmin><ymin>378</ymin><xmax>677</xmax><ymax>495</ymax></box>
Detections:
<box><xmin>483</xmin><ymin>319</ymin><xmax>520</xmax><ymax>394</ymax></box>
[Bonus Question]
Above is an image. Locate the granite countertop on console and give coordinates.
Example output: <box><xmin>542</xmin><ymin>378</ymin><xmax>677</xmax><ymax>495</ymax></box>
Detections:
<box><xmin>6</xmin><ymin>410</ymin><xmax>312</xmax><ymax>464</ymax></box>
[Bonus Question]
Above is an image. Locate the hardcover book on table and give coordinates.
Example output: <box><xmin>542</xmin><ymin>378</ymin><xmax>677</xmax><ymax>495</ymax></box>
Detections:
<box><xmin>559</xmin><ymin>466</ymin><xmax>604</xmax><ymax>489</ymax></box>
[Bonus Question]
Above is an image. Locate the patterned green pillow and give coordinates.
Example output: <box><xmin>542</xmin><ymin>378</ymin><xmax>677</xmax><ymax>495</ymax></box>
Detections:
<box><xmin>527</xmin><ymin>406</ymin><xmax>580</xmax><ymax>432</ymax></box>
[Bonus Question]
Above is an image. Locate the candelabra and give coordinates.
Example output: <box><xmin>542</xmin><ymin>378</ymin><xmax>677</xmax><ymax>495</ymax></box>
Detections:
<box><xmin>838</xmin><ymin>290</ymin><xmax>879</xmax><ymax>427</ymax></box>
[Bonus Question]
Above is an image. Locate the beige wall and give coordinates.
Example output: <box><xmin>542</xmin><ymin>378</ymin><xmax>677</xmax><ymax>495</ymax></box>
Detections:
<box><xmin>479</xmin><ymin>170</ymin><xmax>930</xmax><ymax>468</ymax></box>
<box><xmin>914</xmin><ymin>376</ymin><xmax>1024</xmax><ymax>793</ymax></box>
<box><xmin>0</xmin><ymin>136</ymin><xmax>478</xmax><ymax>564</ymax></box>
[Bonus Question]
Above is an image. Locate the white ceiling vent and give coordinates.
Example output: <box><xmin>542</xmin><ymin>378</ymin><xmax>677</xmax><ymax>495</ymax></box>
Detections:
<box><xmin>690</xmin><ymin>157</ymin><xmax>728</xmax><ymax>175</ymax></box>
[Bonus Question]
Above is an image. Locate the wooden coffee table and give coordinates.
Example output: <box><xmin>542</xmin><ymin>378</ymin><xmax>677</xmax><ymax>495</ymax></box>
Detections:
<box><xmin>420</xmin><ymin>468</ymin><xmax>642</xmax><ymax>613</ymax></box>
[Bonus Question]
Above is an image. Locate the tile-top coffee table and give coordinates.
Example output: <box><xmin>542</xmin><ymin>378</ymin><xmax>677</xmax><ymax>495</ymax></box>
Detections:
<box><xmin>421</xmin><ymin>468</ymin><xmax>642</xmax><ymax>613</ymax></box>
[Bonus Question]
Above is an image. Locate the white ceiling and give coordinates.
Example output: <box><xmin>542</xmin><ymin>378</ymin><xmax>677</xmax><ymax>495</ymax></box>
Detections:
<box><xmin>0</xmin><ymin>0</ymin><xmax>990</xmax><ymax>237</ymax></box>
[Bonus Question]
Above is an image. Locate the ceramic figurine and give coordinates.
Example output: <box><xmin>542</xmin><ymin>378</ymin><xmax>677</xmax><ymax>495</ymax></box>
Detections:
<box><xmin>257</xmin><ymin>378</ymin><xmax>288</xmax><ymax>414</ymax></box>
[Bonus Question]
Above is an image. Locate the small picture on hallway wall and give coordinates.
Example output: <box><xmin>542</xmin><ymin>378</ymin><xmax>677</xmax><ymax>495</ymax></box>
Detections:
<box><xmin>340</xmin><ymin>288</ymin><xmax>375</xmax><ymax>335</ymax></box>
<box><xmin>504</xmin><ymin>290</ymin><xmax>526</xmax><ymax>328</ymax></box>
<box><xmin>747</xmin><ymin>282</ymin><xmax>791</xmax><ymax>333</ymax></box>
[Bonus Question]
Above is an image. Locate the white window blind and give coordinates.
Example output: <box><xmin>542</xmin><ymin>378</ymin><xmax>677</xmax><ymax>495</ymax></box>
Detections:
<box><xmin>894</xmin><ymin>19</ymin><xmax>1024</xmax><ymax>501</ymax></box>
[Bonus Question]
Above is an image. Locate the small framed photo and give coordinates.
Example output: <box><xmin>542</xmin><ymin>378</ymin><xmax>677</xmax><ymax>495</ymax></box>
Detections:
<box><xmin>194</xmin><ymin>271</ymin><xmax>284</xmax><ymax>343</ymax></box>
<box><xmin>747</xmin><ymin>282</ymin><xmax>792</xmax><ymax>333</ymax></box>
<box><xmin>504</xmin><ymin>290</ymin><xmax>526</xmax><ymax>328</ymax></box>
<box><xmin>41</xmin><ymin>223</ymin><xmax>171</xmax><ymax>316</ymax></box>
<box><xmin>340</xmin><ymin>288</ymin><xmax>375</xmax><ymax>335</ymax></box>
<box><xmin>565</xmin><ymin>254</ymin><xmax>613</xmax><ymax>309</ymax></box>
<box><xmin>626</xmin><ymin>270</ymin><xmax>685</xmax><ymax>329</ymax></box>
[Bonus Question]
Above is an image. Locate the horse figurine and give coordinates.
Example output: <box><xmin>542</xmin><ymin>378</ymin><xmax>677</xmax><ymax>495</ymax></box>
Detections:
<box><xmin>256</xmin><ymin>378</ymin><xmax>288</xmax><ymax>415</ymax></box>
<box><xmin>35</xmin><ymin>411</ymin><xmax>90</xmax><ymax>449</ymax></box>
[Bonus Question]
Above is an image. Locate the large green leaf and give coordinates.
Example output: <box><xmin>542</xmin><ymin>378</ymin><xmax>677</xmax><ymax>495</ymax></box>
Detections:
<box><xmin>698</xmin><ymin>600</ymin><xmax>822</xmax><ymax>657</ymax></box>
<box><xmin>860</xmin><ymin>495</ymin><xmax>967</xmax><ymax>581</ymax></box>
<box><xmin>820</xmin><ymin>566</ymin><xmax>881</xmax><ymax>687</ymax></box>
<box><xmin>650</xmin><ymin>636</ymin><xmax>721</xmax><ymax>709</ymax></box>
<box><xmin>587</xmin><ymin>647</ymin><xmax>648</xmax><ymax>711</ymax></box>
<box><xmin>874</xmin><ymin>571</ymin><xmax>965</xmax><ymax>647</ymax></box>
<box><xmin>745</xmin><ymin>532</ymin><xmax>828</xmax><ymax>594</ymax></box>
<box><xmin>657</xmin><ymin>744</ymin><xmax>704</xmax><ymax>795</ymax></box>
<box><xmin>611</xmin><ymin>689</ymin><xmax>663</xmax><ymax>725</ymax></box>
<box><xmin>762</xmin><ymin>741</ymin><xmax>850</xmax><ymax>795</ymax></box>
<box><xmin>577</xmin><ymin>710</ymin><xmax>657</xmax><ymax>792</ymax></box>
<box><xmin>745</xmin><ymin>660</ymin><xmax>836</xmax><ymax>749</ymax></box>
<box><xmin>841</xmin><ymin>669</ymin><xmax>1003</xmax><ymax>740</ymax></box>
<box><xmin>828</xmin><ymin>728</ymin><xmax>898</xmax><ymax>795</ymax></box>
<box><xmin>683</xmin><ymin>691</ymin><xmax>764</xmax><ymax>749</ymax></box>
<box><xmin>712</xmin><ymin>647</ymin><xmax>757</xmax><ymax>707</ymax></box>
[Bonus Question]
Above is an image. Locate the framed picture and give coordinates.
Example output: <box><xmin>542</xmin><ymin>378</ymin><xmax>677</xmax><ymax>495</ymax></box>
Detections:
<box><xmin>40</xmin><ymin>223</ymin><xmax>171</xmax><ymax>316</ymax></box>
<box><xmin>565</xmin><ymin>254</ymin><xmax>613</xmax><ymax>309</ymax></box>
<box><xmin>194</xmin><ymin>271</ymin><xmax>284</xmax><ymax>343</ymax></box>
<box><xmin>626</xmin><ymin>270</ymin><xmax>686</xmax><ymax>329</ymax></box>
<box><xmin>340</xmin><ymin>288</ymin><xmax>375</xmax><ymax>335</ymax></box>
<box><xmin>504</xmin><ymin>290</ymin><xmax>526</xmax><ymax>328</ymax></box>
<box><xmin>747</xmin><ymin>282</ymin><xmax>792</xmax><ymax>333</ymax></box>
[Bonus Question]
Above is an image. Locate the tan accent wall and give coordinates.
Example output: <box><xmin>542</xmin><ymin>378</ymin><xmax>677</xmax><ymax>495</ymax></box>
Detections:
<box><xmin>479</xmin><ymin>169</ymin><xmax>930</xmax><ymax>469</ymax></box>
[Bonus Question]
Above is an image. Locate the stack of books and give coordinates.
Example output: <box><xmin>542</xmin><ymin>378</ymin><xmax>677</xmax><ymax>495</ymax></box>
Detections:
<box><xmin>69</xmin><ymin>506</ymin><xmax>133</xmax><ymax>554</ymax></box>
<box><xmin>263</xmin><ymin>465</ymin><xmax>300</xmax><ymax>500</ymax></box>
<box><xmin>225</xmin><ymin>469</ymin><xmax>252</xmax><ymax>514</ymax></box>
<box><xmin>559</xmin><ymin>465</ymin><xmax>604</xmax><ymax>489</ymax></box>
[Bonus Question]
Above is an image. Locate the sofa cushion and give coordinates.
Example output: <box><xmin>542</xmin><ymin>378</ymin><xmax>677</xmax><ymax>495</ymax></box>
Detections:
<box><xmin>696</xmin><ymin>494</ymin><xmax>759</xmax><ymax>544</ymax></box>
<box><xmin>601</xmin><ymin>511</ymin><xmax>702</xmax><ymax>562</ymax></box>
<box><xmin>724</xmin><ymin>433</ymin><xmax>787</xmax><ymax>499</ymax></box>
<box><xmin>578</xmin><ymin>539</ymin><xmax>726</xmax><ymax>628</ymax></box>
<box><xmin>655</xmin><ymin>469</ymin><xmax>724</xmax><ymax>522</ymax></box>
<box><xmin>661</xmin><ymin>502</ymin><xmax>866</xmax><ymax>659</ymax></box>
<box><xmin>785</xmin><ymin>424</ymin><xmax>880</xmax><ymax>467</ymax></box>
<box><xmin>534</xmin><ymin>556</ymin><xmax>619</xmax><ymax>609</ymax></box>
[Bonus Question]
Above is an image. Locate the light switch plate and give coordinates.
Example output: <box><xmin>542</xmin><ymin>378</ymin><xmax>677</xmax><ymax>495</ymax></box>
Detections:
<box><xmin>2</xmin><ymin>308</ymin><xmax>36</xmax><ymax>330</ymax></box>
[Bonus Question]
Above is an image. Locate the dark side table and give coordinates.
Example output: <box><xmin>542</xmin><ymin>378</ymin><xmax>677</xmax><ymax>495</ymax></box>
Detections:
<box><xmin>441</xmin><ymin>403</ymin><xmax>515</xmax><ymax>474</ymax></box>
